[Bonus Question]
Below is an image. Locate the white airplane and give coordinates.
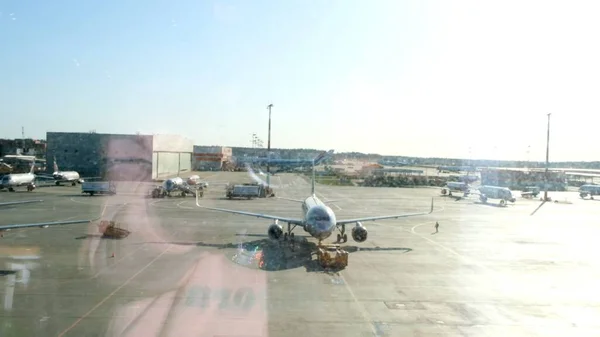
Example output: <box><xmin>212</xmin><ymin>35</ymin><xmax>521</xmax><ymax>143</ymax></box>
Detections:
<box><xmin>441</xmin><ymin>181</ymin><xmax>470</xmax><ymax>197</ymax></box>
<box><xmin>160</xmin><ymin>175</ymin><xmax>208</xmax><ymax>197</ymax></box>
<box><xmin>475</xmin><ymin>185</ymin><xmax>516</xmax><ymax>206</ymax></box>
<box><xmin>186</xmin><ymin>175</ymin><xmax>209</xmax><ymax>188</ymax></box>
<box><xmin>51</xmin><ymin>157</ymin><xmax>83</xmax><ymax>186</ymax></box>
<box><xmin>0</xmin><ymin>161</ymin><xmax>37</xmax><ymax>192</ymax></box>
<box><xmin>0</xmin><ymin>199</ymin><xmax>97</xmax><ymax>233</ymax></box>
<box><xmin>196</xmin><ymin>154</ymin><xmax>434</xmax><ymax>244</ymax></box>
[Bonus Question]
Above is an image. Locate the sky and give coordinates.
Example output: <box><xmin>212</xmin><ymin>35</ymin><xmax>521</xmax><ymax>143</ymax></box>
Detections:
<box><xmin>1</xmin><ymin>0</ymin><xmax>599</xmax><ymax>162</ymax></box>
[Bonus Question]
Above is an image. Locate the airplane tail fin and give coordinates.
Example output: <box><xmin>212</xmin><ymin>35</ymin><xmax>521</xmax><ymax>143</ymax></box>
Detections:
<box><xmin>53</xmin><ymin>156</ymin><xmax>59</xmax><ymax>172</ymax></box>
<box><xmin>313</xmin><ymin>149</ymin><xmax>334</xmax><ymax>165</ymax></box>
<box><xmin>311</xmin><ymin>149</ymin><xmax>334</xmax><ymax>196</ymax></box>
<box><xmin>311</xmin><ymin>159</ymin><xmax>316</xmax><ymax>196</ymax></box>
<box><xmin>29</xmin><ymin>159</ymin><xmax>36</xmax><ymax>174</ymax></box>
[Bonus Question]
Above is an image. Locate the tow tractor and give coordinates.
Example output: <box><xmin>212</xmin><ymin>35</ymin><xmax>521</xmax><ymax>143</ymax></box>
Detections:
<box><xmin>149</xmin><ymin>185</ymin><xmax>204</xmax><ymax>198</ymax></box>
<box><xmin>95</xmin><ymin>220</ymin><xmax>130</xmax><ymax>239</ymax></box>
<box><xmin>315</xmin><ymin>243</ymin><xmax>349</xmax><ymax>269</ymax></box>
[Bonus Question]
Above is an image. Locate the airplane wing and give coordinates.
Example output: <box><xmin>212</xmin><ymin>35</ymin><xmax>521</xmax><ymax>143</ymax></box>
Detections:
<box><xmin>0</xmin><ymin>200</ymin><xmax>43</xmax><ymax>207</ymax></box>
<box><xmin>195</xmin><ymin>194</ymin><xmax>304</xmax><ymax>225</ymax></box>
<box><xmin>0</xmin><ymin>218</ymin><xmax>98</xmax><ymax>231</ymax></box>
<box><xmin>277</xmin><ymin>197</ymin><xmax>304</xmax><ymax>203</ymax></box>
<box><xmin>335</xmin><ymin>198</ymin><xmax>434</xmax><ymax>225</ymax></box>
<box><xmin>277</xmin><ymin>196</ymin><xmax>340</xmax><ymax>204</ymax></box>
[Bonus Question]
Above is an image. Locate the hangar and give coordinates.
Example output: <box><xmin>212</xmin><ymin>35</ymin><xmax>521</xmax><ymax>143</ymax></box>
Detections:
<box><xmin>46</xmin><ymin>132</ymin><xmax>193</xmax><ymax>181</ymax></box>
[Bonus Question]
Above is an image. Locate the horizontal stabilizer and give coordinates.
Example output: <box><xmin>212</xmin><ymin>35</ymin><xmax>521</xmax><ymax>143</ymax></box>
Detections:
<box><xmin>277</xmin><ymin>197</ymin><xmax>304</xmax><ymax>203</ymax></box>
<box><xmin>0</xmin><ymin>218</ymin><xmax>99</xmax><ymax>231</ymax></box>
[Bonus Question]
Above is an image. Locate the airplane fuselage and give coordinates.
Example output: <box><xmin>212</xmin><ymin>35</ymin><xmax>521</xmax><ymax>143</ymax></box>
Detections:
<box><xmin>163</xmin><ymin>177</ymin><xmax>184</xmax><ymax>192</ymax></box>
<box><xmin>0</xmin><ymin>173</ymin><xmax>35</xmax><ymax>190</ymax></box>
<box><xmin>53</xmin><ymin>171</ymin><xmax>80</xmax><ymax>182</ymax></box>
<box><xmin>301</xmin><ymin>195</ymin><xmax>337</xmax><ymax>240</ymax></box>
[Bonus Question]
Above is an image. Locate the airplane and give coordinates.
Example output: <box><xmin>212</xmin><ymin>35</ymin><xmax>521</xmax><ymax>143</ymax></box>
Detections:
<box><xmin>579</xmin><ymin>184</ymin><xmax>600</xmax><ymax>199</ymax></box>
<box><xmin>474</xmin><ymin>185</ymin><xmax>516</xmax><ymax>206</ymax></box>
<box><xmin>50</xmin><ymin>156</ymin><xmax>83</xmax><ymax>186</ymax></box>
<box><xmin>0</xmin><ymin>199</ymin><xmax>97</xmax><ymax>234</ymax></box>
<box><xmin>196</xmin><ymin>153</ymin><xmax>434</xmax><ymax>245</ymax></box>
<box><xmin>158</xmin><ymin>175</ymin><xmax>209</xmax><ymax>198</ymax></box>
<box><xmin>441</xmin><ymin>181</ymin><xmax>470</xmax><ymax>197</ymax></box>
<box><xmin>0</xmin><ymin>160</ymin><xmax>37</xmax><ymax>192</ymax></box>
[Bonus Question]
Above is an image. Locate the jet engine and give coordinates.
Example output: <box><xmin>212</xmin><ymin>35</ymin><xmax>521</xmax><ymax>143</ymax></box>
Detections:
<box><xmin>267</xmin><ymin>223</ymin><xmax>283</xmax><ymax>240</ymax></box>
<box><xmin>351</xmin><ymin>222</ymin><xmax>368</xmax><ymax>243</ymax></box>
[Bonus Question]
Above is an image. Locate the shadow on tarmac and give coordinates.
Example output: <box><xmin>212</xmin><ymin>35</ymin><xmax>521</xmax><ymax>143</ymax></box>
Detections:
<box><xmin>473</xmin><ymin>201</ymin><xmax>512</xmax><ymax>208</ymax></box>
<box><xmin>138</xmin><ymin>237</ymin><xmax>413</xmax><ymax>273</ymax></box>
<box><xmin>74</xmin><ymin>234</ymin><xmax>128</xmax><ymax>240</ymax></box>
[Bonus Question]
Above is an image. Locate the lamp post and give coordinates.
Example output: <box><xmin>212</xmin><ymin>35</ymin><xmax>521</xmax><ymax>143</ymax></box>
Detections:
<box><xmin>267</xmin><ymin>104</ymin><xmax>273</xmax><ymax>186</ymax></box>
<box><xmin>544</xmin><ymin>113</ymin><xmax>551</xmax><ymax>201</ymax></box>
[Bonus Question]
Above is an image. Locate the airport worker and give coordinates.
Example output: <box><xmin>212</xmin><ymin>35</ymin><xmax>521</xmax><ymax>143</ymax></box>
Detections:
<box><xmin>434</xmin><ymin>221</ymin><xmax>439</xmax><ymax>233</ymax></box>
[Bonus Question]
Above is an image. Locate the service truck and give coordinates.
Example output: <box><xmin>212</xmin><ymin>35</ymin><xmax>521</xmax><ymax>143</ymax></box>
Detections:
<box><xmin>82</xmin><ymin>181</ymin><xmax>117</xmax><ymax>196</ymax></box>
<box><xmin>226</xmin><ymin>183</ymin><xmax>274</xmax><ymax>199</ymax></box>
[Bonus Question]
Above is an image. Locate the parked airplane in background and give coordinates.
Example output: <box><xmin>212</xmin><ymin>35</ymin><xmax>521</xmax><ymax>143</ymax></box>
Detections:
<box><xmin>51</xmin><ymin>157</ymin><xmax>82</xmax><ymax>186</ymax></box>
<box><xmin>196</xmin><ymin>153</ymin><xmax>434</xmax><ymax>244</ymax></box>
<box><xmin>0</xmin><ymin>161</ymin><xmax>37</xmax><ymax>192</ymax></box>
<box><xmin>476</xmin><ymin>185</ymin><xmax>516</xmax><ymax>206</ymax></box>
<box><xmin>579</xmin><ymin>184</ymin><xmax>600</xmax><ymax>199</ymax></box>
<box><xmin>160</xmin><ymin>175</ymin><xmax>208</xmax><ymax>197</ymax></box>
<box><xmin>441</xmin><ymin>181</ymin><xmax>470</xmax><ymax>197</ymax></box>
<box><xmin>0</xmin><ymin>199</ymin><xmax>96</xmax><ymax>233</ymax></box>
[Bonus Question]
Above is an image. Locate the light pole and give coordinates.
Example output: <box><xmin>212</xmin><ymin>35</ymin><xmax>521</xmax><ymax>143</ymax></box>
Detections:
<box><xmin>544</xmin><ymin>113</ymin><xmax>551</xmax><ymax>201</ymax></box>
<box><xmin>267</xmin><ymin>104</ymin><xmax>273</xmax><ymax>186</ymax></box>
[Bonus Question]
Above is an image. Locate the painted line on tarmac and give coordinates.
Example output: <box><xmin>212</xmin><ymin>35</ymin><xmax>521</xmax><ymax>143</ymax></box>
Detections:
<box><xmin>58</xmin><ymin>244</ymin><xmax>173</xmax><ymax>337</ymax></box>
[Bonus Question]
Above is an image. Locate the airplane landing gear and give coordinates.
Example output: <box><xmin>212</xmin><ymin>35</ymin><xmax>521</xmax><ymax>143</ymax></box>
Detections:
<box><xmin>283</xmin><ymin>223</ymin><xmax>297</xmax><ymax>241</ymax></box>
<box><xmin>336</xmin><ymin>224</ymin><xmax>348</xmax><ymax>243</ymax></box>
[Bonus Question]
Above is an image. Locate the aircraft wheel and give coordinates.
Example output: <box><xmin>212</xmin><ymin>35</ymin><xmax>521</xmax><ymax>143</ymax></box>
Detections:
<box><xmin>342</xmin><ymin>234</ymin><xmax>348</xmax><ymax>243</ymax></box>
<box><xmin>8</xmin><ymin>188</ymin><xmax>14</xmax><ymax>192</ymax></box>
<box><xmin>283</xmin><ymin>233</ymin><xmax>288</xmax><ymax>241</ymax></box>
<box><xmin>55</xmin><ymin>181</ymin><xmax>60</xmax><ymax>186</ymax></box>
<box><xmin>290</xmin><ymin>233</ymin><xmax>295</xmax><ymax>241</ymax></box>
<box><xmin>337</xmin><ymin>234</ymin><xmax>341</xmax><ymax>242</ymax></box>
<box><xmin>72</xmin><ymin>182</ymin><xmax>76</xmax><ymax>186</ymax></box>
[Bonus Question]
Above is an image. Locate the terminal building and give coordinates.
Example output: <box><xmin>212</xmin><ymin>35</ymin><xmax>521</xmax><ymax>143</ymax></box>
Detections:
<box><xmin>46</xmin><ymin>132</ymin><xmax>193</xmax><ymax>181</ymax></box>
<box><xmin>480</xmin><ymin>168</ymin><xmax>567</xmax><ymax>191</ymax></box>
<box><xmin>193</xmin><ymin>146</ymin><xmax>232</xmax><ymax>170</ymax></box>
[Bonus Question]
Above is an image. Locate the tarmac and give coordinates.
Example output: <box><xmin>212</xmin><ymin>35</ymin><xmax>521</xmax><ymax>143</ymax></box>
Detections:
<box><xmin>1</xmin><ymin>172</ymin><xmax>599</xmax><ymax>336</ymax></box>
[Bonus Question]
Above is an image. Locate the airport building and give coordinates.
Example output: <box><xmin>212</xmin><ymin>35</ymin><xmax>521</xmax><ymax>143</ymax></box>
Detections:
<box><xmin>193</xmin><ymin>146</ymin><xmax>232</xmax><ymax>170</ymax></box>
<box><xmin>0</xmin><ymin>138</ymin><xmax>46</xmax><ymax>158</ymax></box>
<box><xmin>480</xmin><ymin>168</ymin><xmax>567</xmax><ymax>191</ymax></box>
<box><xmin>46</xmin><ymin>132</ymin><xmax>193</xmax><ymax>181</ymax></box>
